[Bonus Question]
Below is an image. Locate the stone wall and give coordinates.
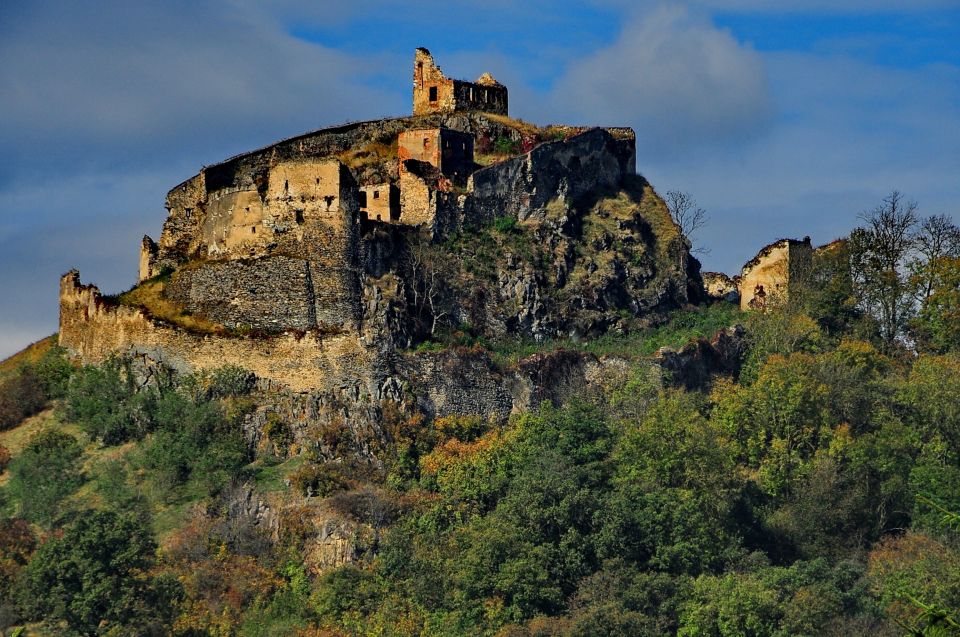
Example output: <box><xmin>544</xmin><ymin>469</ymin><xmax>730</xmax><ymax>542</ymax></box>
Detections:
<box><xmin>398</xmin><ymin>128</ymin><xmax>474</xmax><ymax>185</ymax></box>
<box><xmin>359</xmin><ymin>183</ymin><xmax>399</xmax><ymax>222</ymax></box>
<box><xmin>739</xmin><ymin>238</ymin><xmax>812</xmax><ymax>310</ymax></box>
<box><xmin>412</xmin><ymin>48</ymin><xmax>508</xmax><ymax>117</ymax></box>
<box><xmin>59</xmin><ymin>270</ymin><xmax>380</xmax><ymax>394</ymax></box>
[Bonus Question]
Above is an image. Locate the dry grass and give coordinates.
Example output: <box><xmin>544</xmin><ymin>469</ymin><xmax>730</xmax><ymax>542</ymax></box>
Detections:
<box><xmin>117</xmin><ymin>277</ymin><xmax>226</xmax><ymax>335</ymax></box>
<box><xmin>0</xmin><ymin>334</ymin><xmax>57</xmax><ymax>380</ymax></box>
<box><xmin>480</xmin><ymin>113</ymin><xmax>545</xmax><ymax>136</ymax></box>
<box><xmin>338</xmin><ymin>140</ymin><xmax>397</xmax><ymax>170</ymax></box>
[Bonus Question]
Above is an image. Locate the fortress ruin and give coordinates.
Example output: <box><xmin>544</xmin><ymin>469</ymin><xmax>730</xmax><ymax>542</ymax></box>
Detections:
<box><xmin>60</xmin><ymin>48</ymin><xmax>654</xmax><ymax>395</ymax></box>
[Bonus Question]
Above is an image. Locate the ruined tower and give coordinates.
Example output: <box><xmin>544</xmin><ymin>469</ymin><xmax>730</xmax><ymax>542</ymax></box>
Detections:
<box><xmin>412</xmin><ymin>48</ymin><xmax>508</xmax><ymax>116</ymax></box>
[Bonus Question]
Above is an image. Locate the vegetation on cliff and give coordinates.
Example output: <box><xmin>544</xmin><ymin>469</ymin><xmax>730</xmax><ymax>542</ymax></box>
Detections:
<box><xmin>2</xmin><ymin>194</ymin><xmax>960</xmax><ymax>635</ymax></box>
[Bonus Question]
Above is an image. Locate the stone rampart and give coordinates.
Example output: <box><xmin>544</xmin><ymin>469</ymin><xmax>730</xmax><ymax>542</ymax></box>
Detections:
<box><xmin>58</xmin><ymin>270</ymin><xmax>377</xmax><ymax>393</ymax></box>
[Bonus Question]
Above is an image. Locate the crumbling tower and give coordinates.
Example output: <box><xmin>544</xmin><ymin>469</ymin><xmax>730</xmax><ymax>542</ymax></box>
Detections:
<box><xmin>412</xmin><ymin>47</ymin><xmax>508</xmax><ymax>116</ymax></box>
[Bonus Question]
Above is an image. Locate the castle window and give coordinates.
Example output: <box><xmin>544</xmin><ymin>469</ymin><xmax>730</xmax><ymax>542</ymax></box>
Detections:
<box><xmin>316</xmin><ymin>178</ymin><xmax>320</xmax><ymax>185</ymax></box>
<box><xmin>284</xmin><ymin>180</ymin><xmax>289</xmax><ymax>191</ymax></box>
<box><xmin>373</xmin><ymin>190</ymin><xmax>380</xmax><ymax>199</ymax></box>
<box><xmin>483</xmin><ymin>89</ymin><xmax>488</xmax><ymax>102</ymax></box>
<box><xmin>429</xmin><ymin>86</ymin><xmax>438</xmax><ymax>102</ymax></box>
<box><xmin>251</xmin><ymin>226</ymin><xmax>256</xmax><ymax>234</ymax></box>
<box><xmin>295</xmin><ymin>210</ymin><xmax>304</xmax><ymax>224</ymax></box>
<box><xmin>359</xmin><ymin>191</ymin><xmax>367</xmax><ymax>208</ymax></box>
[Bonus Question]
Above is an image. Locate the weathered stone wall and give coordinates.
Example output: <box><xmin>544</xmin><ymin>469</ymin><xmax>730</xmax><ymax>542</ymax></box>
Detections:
<box><xmin>450</xmin><ymin>77</ymin><xmax>508</xmax><ymax>116</ymax></box>
<box><xmin>59</xmin><ymin>270</ymin><xmax>380</xmax><ymax>394</ymax></box>
<box><xmin>165</xmin><ymin>257</ymin><xmax>315</xmax><ymax>332</ymax></box>
<box><xmin>359</xmin><ymin>183</ymin><xmax>399</xmax><ymax>222</ymax></box>
<box><xmin>139</xmin><ymin>236</ymin><xmax>159</xmax><ymax>282</ymax></box>
<box><xmin>738</xmin><ymin>238</ymin><xmax>812</xmax><ymax>310</ymax></box>
<box><xmin>465</xmin><ymin>128</ymin><xmax>635</xmax><ymax>226</ymax></box>
<box><xmin>412</xmin><ymin>48</ymin><xmax>508</xmax><ymax>117</ymax></box>
<box><xmin>398</xmin><ymin>128</ymin><xmax>474</xmax><ymax>185</ymax></box>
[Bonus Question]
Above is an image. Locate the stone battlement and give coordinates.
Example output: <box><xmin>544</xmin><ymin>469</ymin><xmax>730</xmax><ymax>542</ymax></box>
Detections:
<box><xmin>59</xmin><ymin>49</ymin><xmax>664</xmax><ymax>393</ymax></box>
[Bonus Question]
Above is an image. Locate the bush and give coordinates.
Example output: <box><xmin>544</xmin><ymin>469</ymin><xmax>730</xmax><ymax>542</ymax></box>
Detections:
<box><xmin>0</xmin><ymin>366</ymin><xmax>47</xmax><ymax>431</ymax></box>
<box><xmin>290</xmin><ymin>462</ymin><xmax>347</xmax><ymax>498</ymax></box>
<box><xmin>63</xmin><ymin>361</ymin><xmax>148</xmax><ymax>444</ymax></box>
<box><xmin>33</xmin><ymin>346</ymin><xmax>74</xmax><ymax>399</ymax></box>
<box><xmin>6</xmin><ymin>429</ymin><xmax>84</xmax><ymax>526</ymax></box>
<box><xmin>137</xmin><ymin>391</ymin><xmax>248</xmax><ymax>500</ymax></box>
<box><xmin>493</xmin><ymin>215</ymin><xmax>518</xmax><ymax>233</ymax></box>
<box><xmin>15</xmin><ymin>509</ymin><xmax>181</xmax><ymax>635</ymax></box>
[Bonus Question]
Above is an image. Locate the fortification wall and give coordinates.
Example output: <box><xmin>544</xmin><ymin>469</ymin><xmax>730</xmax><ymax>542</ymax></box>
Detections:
<box><xmin>58</xmin><ymin>271</ymin><xmax>377</xmax><ymax>393</ymax></box>
<box><xmin>465</xmin><ymin>128</ymin><xmax>635</xmax><ymax>225</ymax></box>
<box><xmin>738</xmin><ymin>238</ymin><xmax>812</xmax><ymax>310</ymax></box>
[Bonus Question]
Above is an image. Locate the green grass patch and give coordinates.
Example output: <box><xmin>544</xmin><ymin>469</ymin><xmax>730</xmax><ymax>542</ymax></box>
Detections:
<box><xmin>489</xmin><ymin>302</ymin><xmax>745</xmax><ymax>366</ymax></box>
<box><xmin>251</xmin><ymin>455</ymin><xmax>306</xmax><ymax>493</ymax></box>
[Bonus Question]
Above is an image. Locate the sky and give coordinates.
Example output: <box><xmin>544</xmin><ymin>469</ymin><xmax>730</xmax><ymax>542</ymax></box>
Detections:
<box><xmin>1</xmin><ymin>0</ymin><xmax>958</xmax><ymax>358</ymax></box>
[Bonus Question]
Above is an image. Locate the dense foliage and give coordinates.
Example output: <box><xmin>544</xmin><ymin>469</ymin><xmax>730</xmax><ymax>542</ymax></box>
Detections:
<box><xmin>0</xmin><ymin>193</ymin><xmax>959</xmax><ymax>635</ymax></box>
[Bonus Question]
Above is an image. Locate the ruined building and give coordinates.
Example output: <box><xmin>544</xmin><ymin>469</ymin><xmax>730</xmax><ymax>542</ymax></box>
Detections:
<box><xmin>60</xmin><ymin>49</ymin><xmax>693</xmax><ymax>402</ymax></box>
<box><xmin>412</xmin><ymin>48</ymin><xmax>508</xmax><ymax>116</ymax></box>
<box><xmin>738</xmin><ymin>237</ymin><xmax>813</xmax><ymax>310</ymax></box>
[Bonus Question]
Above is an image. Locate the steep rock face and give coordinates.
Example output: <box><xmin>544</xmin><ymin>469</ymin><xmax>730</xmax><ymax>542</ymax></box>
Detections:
<box><xmin>655</xmin><ymin>325</ymin><xmax>749</xmax><ymax>390</ymax></box>
<box><xmin>441</xmin><ymin>175</ymin><xmax>692</xmax><ymax>342</ymax></box>
<box><xmin>61</xmin><ymin>111</ymin><xmax>697</xmax><ymax>398</ymax></box>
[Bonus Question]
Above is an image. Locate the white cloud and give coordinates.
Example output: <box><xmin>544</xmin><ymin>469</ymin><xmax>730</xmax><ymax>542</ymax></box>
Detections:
<box><xmin>642</xmin><ymin>51</ymin><xmax>960</xmax><ymax>273</ymax></box>
<box><xmin>0</xmin><ymin>1</ymin><xmax>404</xmax><ymax>184</ymax></box>
<box><xmin>547</xmin><ymin>6</ymin><xmax>773</xmax><ymax>154</ymax></box>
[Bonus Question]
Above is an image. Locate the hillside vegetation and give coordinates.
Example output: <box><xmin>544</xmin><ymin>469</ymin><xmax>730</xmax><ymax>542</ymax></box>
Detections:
<box><xmin>2</xmin><ymin>193</ymin><xmax>960</xmax><ymax>635</ymax></box>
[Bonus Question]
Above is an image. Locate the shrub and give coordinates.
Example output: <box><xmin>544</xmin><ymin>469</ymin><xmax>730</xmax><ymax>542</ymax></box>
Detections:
<box><xmin>208</xmin><ymin>365</ymin><xmax>257</xmax><ymax>399</ymax></box>
<box><xmin>290</xmin><ymin>462</ymin><xmax>347</xmax><ymax>498</ymax></box>
<box><xmin>493</xmin><ymin>215</ymin><xmax>518</xmax><ymax>233</ymax></box>
<box><xmin>138</xmin><ymin>391</ymin><xmax>248</xmax><ymax>500</ymax></box>
<box><xmin>6</xmin><ymin>429</ymin><xmax>84</xmax><ymax>526</ymax></box>
<box><xmin>63</xmin><ymin>361</ymin><xmax>148</xmax><ymax>444</ymax></box>
<box><xmin>263</xmin><ymin>412</ymin><xmax>294</xmax><ymax>455</ymax></box>
<box><xmin>494</xmin><ymin>136</ymin><xmax>520</xmax><ymax>155</ymax></box>
<box><xmin>33</xmin><ymin>346</ymin><xmax>74</xmax><ymax>399</ymax></box>
<box><xmin>0</xmin><ymin>366</ymin><xmax>47</xmax><ymax>431</ymax></box>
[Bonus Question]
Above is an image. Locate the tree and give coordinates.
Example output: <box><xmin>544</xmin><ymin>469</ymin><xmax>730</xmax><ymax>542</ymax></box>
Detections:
<box><xmin>16</xmin><ymin>509</ymin><xmax>181</xmax><ymax>635</ymax></box>
<box><xmin>665</xmin><ymin>190</ymin><xmax>709</xmax><ymax>256</ymax></box>
<box><xmin>406</xmin><ymin>233</ymin><xmax>457</xmax><ymax>337</ymax></box>
<box><xmin>7</xmin><ymin>429</ymin><xmax>85</xmax><ymax>525</ymax></box>
<box><xmin>912</xmin><ymin>214</ymin><xmax>960</xmax><ymax>302</ymax></box>
<box><xmin>912</xmin><ymin>256</ymin><xmax>960</xmax><ymax>353</ymax></box>
<box><xmin>849</xmin><ymin>190</ymin><xmax>919</xmax><ymax>349</ymax></box>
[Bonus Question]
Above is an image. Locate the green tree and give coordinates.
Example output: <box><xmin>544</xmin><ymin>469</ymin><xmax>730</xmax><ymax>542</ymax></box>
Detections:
<box><xmin>16</xmin><ymin>509</ymin><xmax>181</xmax><ymax>635</ymax></box>
<box><xmin>6</xmin><ymin>429</ymin><xmax>84</xmax><ymax>526</ymax></box>
<box><xmin>63</xmin><ymin>361</ymin><xmax>150</xmax><ymax>445</ymax></box>
<box><xmin>911</xmin><ymin>256</ymin><xmax>960</xmax><ymax>353</ymax></box>
<box><xmin>0</xmin><ymin>365</ymin><xmax>47</xmax><ymax>431</ymax></box>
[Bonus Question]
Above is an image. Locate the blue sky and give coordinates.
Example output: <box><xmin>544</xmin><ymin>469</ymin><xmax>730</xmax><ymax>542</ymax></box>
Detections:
<box><xmin>1</xmin><ymin>0</ymin><xmax>958</xmax><ymax>358</ymax></box>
